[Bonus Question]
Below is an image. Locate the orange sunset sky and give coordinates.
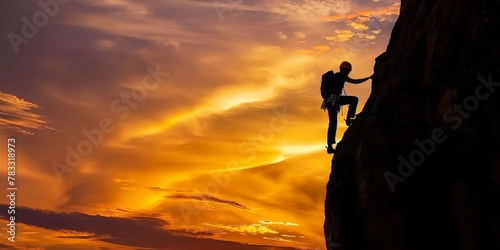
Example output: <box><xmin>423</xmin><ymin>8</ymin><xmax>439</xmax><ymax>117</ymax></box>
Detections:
<box><xmin>0</xmin><ymin>0</ymin><xmax>399</xmax><ymax>249</ymax></box>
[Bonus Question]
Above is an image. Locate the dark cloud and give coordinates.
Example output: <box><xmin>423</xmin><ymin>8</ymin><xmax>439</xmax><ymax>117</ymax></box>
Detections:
<box><xmin>149</xmin><ymin>186</ymin><xmax>193</xmax><ymax>193</ymax></box>
<box><xmin>0</xmin><ymin>204</ymin><xmax>299</xmax><ymax>250</ymax></box>
<box><xmin>168</xmin><ymin>193</ymin><xmax>249</xmax><ymax>210</ymax></box>
<box><xmin>55</xmin><ymin>235</ymin><xmax>93</xmax><ymax>239</ymax></box>
<box><xmin>0</xmin><ymin>243</ymin><xmax>13</xmax><ymax>248</ymax></box>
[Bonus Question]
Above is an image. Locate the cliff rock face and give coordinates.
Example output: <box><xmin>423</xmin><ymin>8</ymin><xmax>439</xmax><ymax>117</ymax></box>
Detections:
<box><xmin>324</xmin><ymin>0</ymin><xmax>500</xmax><ymax>249</ymax></box>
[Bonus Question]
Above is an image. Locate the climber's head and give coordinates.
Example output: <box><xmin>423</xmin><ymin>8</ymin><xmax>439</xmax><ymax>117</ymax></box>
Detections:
<box><xmin>339</xmin><ymin>61</ymin><xmax>352</xmax><ymax>75</ymax></box>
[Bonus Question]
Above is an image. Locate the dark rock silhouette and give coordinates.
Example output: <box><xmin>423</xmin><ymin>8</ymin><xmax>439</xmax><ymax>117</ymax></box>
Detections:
<box><xmin>324</xmin><ymin>1</ymin><xmax>500</xmax><ymax>249</ymax></box>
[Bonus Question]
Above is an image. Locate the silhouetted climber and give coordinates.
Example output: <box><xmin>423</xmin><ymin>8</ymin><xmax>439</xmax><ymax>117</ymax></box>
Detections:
<box><xmin>320</xmin><ymin>61</ymin><xmax>372</xmax><ymax>154</ymax></box>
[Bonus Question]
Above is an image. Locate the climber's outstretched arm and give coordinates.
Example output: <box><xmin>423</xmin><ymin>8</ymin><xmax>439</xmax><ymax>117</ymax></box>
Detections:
<box><xmin>346</xmin><ymin>75</ymin><xmax>372</xmax><ymax>84</ymax></box>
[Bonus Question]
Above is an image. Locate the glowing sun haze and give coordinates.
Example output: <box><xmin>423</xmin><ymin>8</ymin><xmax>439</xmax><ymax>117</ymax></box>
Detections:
<box><xmin>0</xmin><ymin>0</ymin><xmax>399</xmax><ymax>249</ymax></box>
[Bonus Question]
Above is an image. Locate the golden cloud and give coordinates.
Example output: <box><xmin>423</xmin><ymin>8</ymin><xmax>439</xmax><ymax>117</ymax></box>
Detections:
<box><xmin>206</xmin><ymin>223</ymin><xmax>279</xmax><ymax>235</ymax></box>
<box><xmin>356</xmin><ymin>16</ymin><xmax>373</xmax><ymax>23</ymax></box>
<box><xmin>366</xmin><ymin>34</ymin><xmax>377</xmax><ymax>40</ymax></box>
<box><xmin>348</xmin><ymin>21</ymin><xmax>369</xmax><ymax>30</ymax></box>
<box><xmin>335</xmin><ymin>29</ymin><xmax>355</xmax><ymax>42</ymax></box>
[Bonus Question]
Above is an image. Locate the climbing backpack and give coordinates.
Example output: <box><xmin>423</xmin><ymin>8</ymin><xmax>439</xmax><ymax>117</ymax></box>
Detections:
<box><xmin>320</xmin><ymin>70</ymin><xmax>336</xmax><ymax>99</ymax></box>
<box><xmin>320</xmin><ymin>70</ymin><xmax>340</xmax><ymax>111</ymax></box>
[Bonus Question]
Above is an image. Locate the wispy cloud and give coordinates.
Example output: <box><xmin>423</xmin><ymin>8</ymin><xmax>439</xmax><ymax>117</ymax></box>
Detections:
<box><xmin>0</xmin><ymin>92</ymin><xmax>54</xmax><ymax>134</ymax></box>
<box><xmin>321</xmin><ymin>3</ymin><xmax>400</xmax><ymax>22</ymax></box>
<box><xmin>270</xmin><ymin>0</ymin><xmax>353</xmax><ymax>21</ymax></box>
<box><xmin>205</xmin><ymin>223</ymin><xmax>279</xmax><ymax>234</ymax></box>
<box><xmin>55</xmin><ymin>235</ymin><xmax>93</xmax><ymax>239</ymax></box>
<box><xmin>168</xmin><ymin>193</ymin><xmax>249</xmax><ymax>210</ymax></box>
